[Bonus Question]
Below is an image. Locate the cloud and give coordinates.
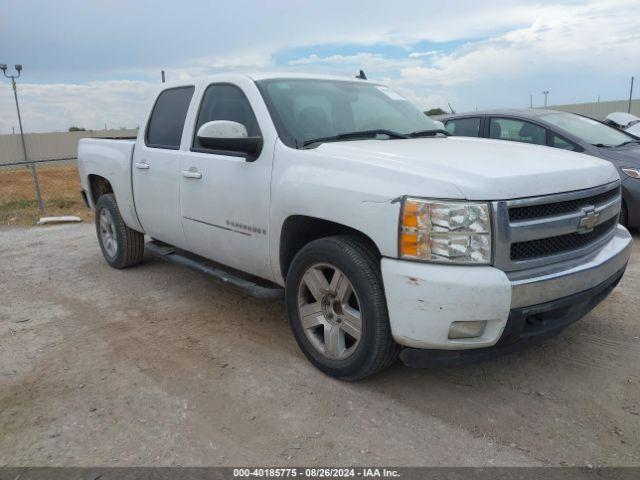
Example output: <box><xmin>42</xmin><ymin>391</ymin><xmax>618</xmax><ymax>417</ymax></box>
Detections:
<box><xmin>0</xmin><ymin>80</ymin><xmax>157</xmax><ymax>133</ymax></box>
<box><xmin>287</xmin><ymin>52</ymin><xmax>420</xmax><ymax>74</ymax></box>
<box><xmin>397</xmin><ymin>0</ymin><xmax>639</xmax><ymax>87</ymax></box>
<box><xmin>1</xmin><ymin>0</ymin><xmax>638</xmax><ymax>132</ymax></box>
<box><xmin>280</xmin><ymin>0</ymin><xmax>640</xmax><ymax>111</ymax></box>
<box><xmin>408</xmin><ymin>51</ymin><xmax>439</xmax><ymax>58</ymax></box>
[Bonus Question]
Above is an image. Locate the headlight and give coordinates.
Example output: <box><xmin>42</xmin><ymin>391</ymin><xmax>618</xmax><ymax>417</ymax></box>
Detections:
<box><xmin>622</xmin><ymin>168</ymin><xmax>640</xmax><ymax>179</ymax></box>
<box><xmin>400</xmin><ymin>198</ymin><xmax>492</xmax><ymax>264</ymax></box>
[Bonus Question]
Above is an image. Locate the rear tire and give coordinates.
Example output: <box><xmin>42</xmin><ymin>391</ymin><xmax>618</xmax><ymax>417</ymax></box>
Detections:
<box><xmin>285</xmin><ymin>235</ymin><xmax>399</xmax><ymax>380</ymax></box>
<box><xmin>95</xmin><ymin>193</ymin><xmax>144</xmax><ymax>269</ymax></box>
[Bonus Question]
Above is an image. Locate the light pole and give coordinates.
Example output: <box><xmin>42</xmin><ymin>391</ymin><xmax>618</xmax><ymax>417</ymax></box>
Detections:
<box><xmin>1</xmin><ymin>63</ymin><xmax>44</xmax><ymax>211</ymax></box>
<box><xmin>542</xmin><ymin>90</ymin><xmax>550</xmax><ymax>108</ymax></box>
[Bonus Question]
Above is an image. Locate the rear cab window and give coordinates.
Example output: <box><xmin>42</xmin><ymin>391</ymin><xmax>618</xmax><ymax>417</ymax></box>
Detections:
<box><xmin>145</xmin><ymin>86</ymin><xmax>195</xmax><ymax>149</ymax></box>
<box><xmin>444</xmin><ymin>117</ymin><xmax>481</xmax><ymax>137</ymax></box>
<box><xmin>489</xmin><ymin>117</ymin><xmax>546</xmax><ymax>145</ymax></box>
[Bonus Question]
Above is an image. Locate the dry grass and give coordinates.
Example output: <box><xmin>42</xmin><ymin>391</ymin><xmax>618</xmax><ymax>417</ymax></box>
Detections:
<box><xmin>0</xmin><ymin>163</ymin><xmax>92</xmax><ymax>226</ymax></box>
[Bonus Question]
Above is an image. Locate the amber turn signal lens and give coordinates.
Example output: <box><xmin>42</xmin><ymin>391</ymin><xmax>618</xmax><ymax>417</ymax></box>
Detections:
<box><xmin>401</xmin><ymin>233</ymin><xmax>418</xmax><ymax>256</ymax></box>
<box><xmin>402</xmin><ymin>201</ymin><xmax>419</xmax><ymax>228</ymax></box>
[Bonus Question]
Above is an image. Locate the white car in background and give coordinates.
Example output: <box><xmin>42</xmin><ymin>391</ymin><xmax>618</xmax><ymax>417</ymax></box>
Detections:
<box><xmin>605</xmin><ymin>112</ymin><xmax>640</xmax><ymax>136</ymax></box>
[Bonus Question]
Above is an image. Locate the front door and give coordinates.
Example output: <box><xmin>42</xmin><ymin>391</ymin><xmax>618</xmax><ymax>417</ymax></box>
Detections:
<box><xmin>132</xmin><ymin>86</ymin><xmax>194</xmax><ymax>248</ymax></box>
<box><xmin>179</xmin><ymin>83</ymin><xmax>273</xmax><ymax>280</ymax></box>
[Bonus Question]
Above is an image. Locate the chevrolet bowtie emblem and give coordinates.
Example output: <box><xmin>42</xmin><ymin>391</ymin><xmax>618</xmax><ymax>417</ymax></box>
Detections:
<box><xmin>578</xmin><ymin>207</ymin><xmax>599</xmax><ymax>233</ymax></box>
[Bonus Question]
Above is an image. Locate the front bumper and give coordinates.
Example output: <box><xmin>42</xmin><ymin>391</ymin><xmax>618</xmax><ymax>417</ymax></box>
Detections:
<box><xmin>400</xmin><ymin>266</ymin><xmax>625</xmax><ymax>367</ymax></box>
<box><xmin>381</xmin><ymin>225</ymin><xmax>632</xmax><ymax>356</ymax></box>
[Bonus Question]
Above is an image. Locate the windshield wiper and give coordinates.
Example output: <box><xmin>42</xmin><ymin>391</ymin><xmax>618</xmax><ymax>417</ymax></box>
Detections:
<box><xmin>615</xmin><ymin>139</ymin><xmax>640</xmax><ymax>147</ymax></box>
<box><xmin>408</xmin><ymin>129</ymin><xmax>451</xmax><ymax>138</ymax></box>
<box><xmin>302</xmin><ymin>129</ymin><xmax>408</xmax><ymax>147</ymax></box>
<box><xmin>593</xmin><ymin>143</ymin><xmax>615</xmax><ymax>148</ymax></box>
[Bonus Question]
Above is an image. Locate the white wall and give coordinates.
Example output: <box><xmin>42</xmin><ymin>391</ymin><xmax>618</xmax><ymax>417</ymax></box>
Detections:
<box><xmin>547</xmin><ymin>99</ymin><xmax>640</xmax><ymax>120</ymax></box>
<box><xmin>0</xmin><ymin>129</ymin><xmax>138</xmax><ymax>164</ymax></box>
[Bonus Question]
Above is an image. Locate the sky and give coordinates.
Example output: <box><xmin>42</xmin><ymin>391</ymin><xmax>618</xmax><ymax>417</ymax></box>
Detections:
<box><xmin>0</xmin><ymin>0</ymin><xmax>638</xmax><ymax>133</ymax></box>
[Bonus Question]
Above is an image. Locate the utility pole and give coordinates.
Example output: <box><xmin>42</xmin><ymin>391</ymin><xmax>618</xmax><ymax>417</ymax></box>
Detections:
<box><xmin>542</xmin><ymin>90</ymin><xmax>550</xmax><ymax>108</ymax></box>
<box><xmin>161</xmin><ymin>70</ymin><xmax>165</xmax><ymax>83</ymax></box>
<box><xmin>1</xmin><ymin>63</ymin><xmax>44</xmax><ymax>211</ymax></box>
<box><xmin>530</xmin><ymin>94</ymin><xmax>533</xmax><ymax>108</ymax></box>
<box><xmin>628</xmin><ymin>76</ymin><xmax>634</xmax><ymax>114</ymax></box>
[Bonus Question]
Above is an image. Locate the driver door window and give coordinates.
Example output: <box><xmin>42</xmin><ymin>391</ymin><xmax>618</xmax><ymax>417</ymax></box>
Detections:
<box><xmin>444</xmin><ymin>117</ymin><xmax>481</xmax><ymax>137</ymax></box>
<box><xmin>192</xmin><ymin>84</ymin><xmax>260</xmax><ymax>153</ymax></box>
<box><xmin>489</xmin><ymin>117</ymin><xmax>546</xmax><ymax>145</ymax></box>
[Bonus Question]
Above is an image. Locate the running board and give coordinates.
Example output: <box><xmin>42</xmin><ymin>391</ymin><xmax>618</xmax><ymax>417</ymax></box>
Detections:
<box><xmin>145</xmin><ymin>240</ymin><xmax>283</xmax><ymax>300</ymax></box>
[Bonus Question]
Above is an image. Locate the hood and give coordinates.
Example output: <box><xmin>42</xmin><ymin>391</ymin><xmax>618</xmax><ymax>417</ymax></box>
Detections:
<box><xmin>316</xmin><ymin>136</ymin><xmax>619</xmax><ymax>200</ymax></box>
<box><xmin>597</xmin><ymin>145</ymin><xmax>640</xmax><ymax>166</ymax></box>
<box><xmin>626</xmin><ymin>123</ymin><xmax>640</xmax><ymax>136</ymax></box>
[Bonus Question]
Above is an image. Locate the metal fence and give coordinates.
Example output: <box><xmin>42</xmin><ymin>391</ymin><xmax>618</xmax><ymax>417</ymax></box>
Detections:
<box><xmin>0</xmin><ymin>157</ymin><xmax>91</xmax><ymax>226</ymax></box>
<box><xmin>0</xmin><ymin>130</ymin><xmax>137</xmax><ymax>226</ymax></box>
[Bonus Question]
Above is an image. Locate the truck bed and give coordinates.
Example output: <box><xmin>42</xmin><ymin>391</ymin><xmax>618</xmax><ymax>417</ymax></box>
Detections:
<box><xmin>77</xmin><ymin>138</ymin><xmax>142</xmax><ymax>231</ymax></box>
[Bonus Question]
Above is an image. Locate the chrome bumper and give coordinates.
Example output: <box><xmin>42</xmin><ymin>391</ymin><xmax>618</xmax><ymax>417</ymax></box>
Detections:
<box><xmin>508</xmin><ymin>225</ymin><xmax>632</xmax><ymax>308</ymax></box>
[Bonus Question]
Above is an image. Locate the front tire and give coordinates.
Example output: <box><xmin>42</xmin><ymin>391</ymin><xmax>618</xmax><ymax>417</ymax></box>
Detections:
<box><xmin>285</xmin><ymin>235</ymin><xmax>399</xmax><ymax>380</ymax></box>
<box><xmin>620</xmin><ymin>200</ymin><xmax>628</xmax><ymax>227</ymax></box>
<box><xmin>95</xmin><ymin>193</ymin><xmax>144</xmax><ymax>269</ymax></box>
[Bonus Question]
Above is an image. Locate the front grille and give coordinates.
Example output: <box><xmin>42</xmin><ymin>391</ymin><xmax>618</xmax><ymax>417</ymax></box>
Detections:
<box><xmin>509</xmin><ymin>187</ymin><xmax>619</xmax><ymax>221</ymax></box>
<box><xmin>510</xmin><ymin>216</ymin><xmax>617</xmax><ymax>260</ymax></box>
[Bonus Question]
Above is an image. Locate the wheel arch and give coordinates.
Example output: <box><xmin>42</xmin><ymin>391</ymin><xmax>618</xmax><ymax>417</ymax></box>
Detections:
<box><xmin>279</xmin><ymin>215</ymin><xmax>381</xmax><ymax>282</ymax></box>
<box><xmin>87</xmin><ymin>173</ymin><xmax>144</xmax><ymax>234</ymax></box>
<box><xmin>88</xmin><ymin>174</ymin><xmax>114</xmax><ymax>205</ymax></box>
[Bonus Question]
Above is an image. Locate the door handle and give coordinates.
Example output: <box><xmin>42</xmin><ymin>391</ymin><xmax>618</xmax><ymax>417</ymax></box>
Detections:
<box><xmin>182</xmin><ymin>168</ymin><xmax>202</xmax><ymax>179</ymax></box>
<box><xmin>135</xmin><ymin>162</ymin><xmax>150</xmax><ymax>170</ymax></box>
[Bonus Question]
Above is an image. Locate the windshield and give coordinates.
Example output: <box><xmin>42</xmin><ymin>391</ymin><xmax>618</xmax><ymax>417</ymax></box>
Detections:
<box><xmin>256</xmin><ymin>78</ymin><xmax>439</xmax><ymax>148</ymax></box>
<box><xmin>540</xmin><ymin>112</ymin><xmax>633</xmax><ymax>147</ymax></box>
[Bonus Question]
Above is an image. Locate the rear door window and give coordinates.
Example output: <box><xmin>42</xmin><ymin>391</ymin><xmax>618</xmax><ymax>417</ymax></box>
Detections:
<box><xmin>444</xmin><ymin>117</ymin><xmax>481</xmax><ymax>137</ymax></box>
<box><xmin>489</xmin><ymin>117</ymin><xmax>546</xmax><ymax>145</ymax></box>
<box><xmin>146</xmin><ymin>86</ymin><xmax>195</xmax><ymax>149</ymax></box>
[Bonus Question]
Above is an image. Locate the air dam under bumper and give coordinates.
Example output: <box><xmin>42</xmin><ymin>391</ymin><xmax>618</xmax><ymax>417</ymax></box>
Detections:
<box><xmin>381</xmin><ymin>225</ymin><xmax>632</xmax><ymax>364</ymax></box>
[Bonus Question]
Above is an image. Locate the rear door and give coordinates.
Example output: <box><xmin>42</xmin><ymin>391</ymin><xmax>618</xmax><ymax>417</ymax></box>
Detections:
<box><xmin>179</xmin><ymin>81</ymin><xmax>274</xmax><ymax>280</ymax></box>
<box><xmin>132</xmin><ymin>86</ymin><xmax>194</xmax><ymax>248</ymax></box>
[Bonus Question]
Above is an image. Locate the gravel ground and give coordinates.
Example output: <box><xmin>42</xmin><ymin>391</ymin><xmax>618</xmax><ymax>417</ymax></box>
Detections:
<box><xmin>0</xmin><ymin>224</ymin><xmax>638</xmax><ymax>467</ymax></box>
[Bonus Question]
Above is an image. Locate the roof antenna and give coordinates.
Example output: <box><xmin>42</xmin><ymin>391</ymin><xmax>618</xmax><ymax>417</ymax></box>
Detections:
<box><xmin>356</xmin><ymin>69</ymin><xmax>367</xmax><ymax>80</ymax></box>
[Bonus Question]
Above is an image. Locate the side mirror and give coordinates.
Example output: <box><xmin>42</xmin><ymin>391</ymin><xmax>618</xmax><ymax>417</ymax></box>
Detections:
<box><xmin>196</xmin><ymin>120</ymin><xmax>262</xmax><ymax>161</ymax></box>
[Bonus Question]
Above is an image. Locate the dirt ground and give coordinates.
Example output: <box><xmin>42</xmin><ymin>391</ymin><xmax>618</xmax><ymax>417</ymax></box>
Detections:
<box><xmin>0</xmin><ymin>223</ymin><xmax>638</xmax><ymax>467</ymax></box>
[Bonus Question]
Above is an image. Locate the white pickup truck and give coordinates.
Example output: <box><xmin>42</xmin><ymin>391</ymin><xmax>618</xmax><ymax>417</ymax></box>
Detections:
<box><xmin>78</xmin><ymin>73</ymin><xmax>632</xmax><ymax>380</ymax></box>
